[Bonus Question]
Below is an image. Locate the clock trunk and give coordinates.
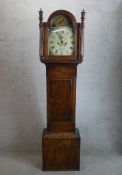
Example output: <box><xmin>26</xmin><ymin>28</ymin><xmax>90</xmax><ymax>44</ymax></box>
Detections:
<box><xmin>47</xmin><ymin>64</ymin><xmax>76</xmax><ymax>132</ymax></box>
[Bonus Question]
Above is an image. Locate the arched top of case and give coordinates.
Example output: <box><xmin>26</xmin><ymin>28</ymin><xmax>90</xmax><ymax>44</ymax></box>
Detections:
<box><xmin>47</xmin><ymin>10</ymin><xmax>77</xmax><ymax>28</ymax></box>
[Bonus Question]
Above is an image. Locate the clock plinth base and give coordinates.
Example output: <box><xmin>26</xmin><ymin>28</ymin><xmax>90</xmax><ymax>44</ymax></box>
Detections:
<box><xmin>42</xmin><ymin>128</ymin><xmax>80</xmax><ymax>171</ymax></box>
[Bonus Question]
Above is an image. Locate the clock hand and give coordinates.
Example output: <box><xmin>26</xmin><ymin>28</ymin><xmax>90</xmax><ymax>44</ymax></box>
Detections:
<box><xmin>56</xmin><ymin>33</ymin><xmax>67</xmax><ymax>47</ymax></box>
<box><xmin>58</xmin><ymin>36</ymin><xmax>64</xmax><ymax>46</ymax></box>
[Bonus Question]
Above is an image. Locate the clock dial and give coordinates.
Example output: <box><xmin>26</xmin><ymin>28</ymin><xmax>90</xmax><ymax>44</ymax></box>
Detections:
<box><xmin>48</xmin><ymin>27</ymin><xmax>75</xmax><ymax>56</ymax></box>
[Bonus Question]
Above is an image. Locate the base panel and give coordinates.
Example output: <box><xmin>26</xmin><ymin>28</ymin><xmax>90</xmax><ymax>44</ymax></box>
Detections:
<box><xmin>42</xmin><ymin>128</ymin><xmax>80</xmax><ymax>171</ymax></box>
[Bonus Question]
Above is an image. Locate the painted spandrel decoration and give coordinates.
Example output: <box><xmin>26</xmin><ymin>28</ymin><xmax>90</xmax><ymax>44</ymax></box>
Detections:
<box><xmin>48</xmin><ymin>15</ymin><xmax>75</xmax><ymax>56</ymax></box>
<box><xmin>39</xmin><ymin>9</ymin><xmax>85</xmax><ymax>171</ymax></box>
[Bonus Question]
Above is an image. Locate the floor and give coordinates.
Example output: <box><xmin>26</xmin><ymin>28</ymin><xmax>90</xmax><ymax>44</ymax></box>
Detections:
<box><xmin>0</xmin><ymin>151</ymin><xmax>122</xmax><ymax>175</ymax></box>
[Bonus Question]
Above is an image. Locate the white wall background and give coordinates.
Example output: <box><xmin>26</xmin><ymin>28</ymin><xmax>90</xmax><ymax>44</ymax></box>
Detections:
<box><xmin>0</xmin><ymin>0</ymin><xmax>122</xmax><ymax>153</ymax></box>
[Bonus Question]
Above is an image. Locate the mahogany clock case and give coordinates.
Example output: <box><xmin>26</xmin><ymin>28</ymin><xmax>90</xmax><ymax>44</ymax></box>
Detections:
<box><xmin>39</xmin><ymin>9</ymin><xmax>85</xmax><ymax>171</ymax></box>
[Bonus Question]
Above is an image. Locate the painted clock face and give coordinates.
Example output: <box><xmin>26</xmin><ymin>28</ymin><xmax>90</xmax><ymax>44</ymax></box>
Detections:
<box><xmin>48</xmin><ymin>15</ymin><xmax>75</xmax><ymax>56</ymax></box>
<box><xmin>48</xmin><ymin>26</ymin><xmax>75</xmax><ymax>56</ymax></box>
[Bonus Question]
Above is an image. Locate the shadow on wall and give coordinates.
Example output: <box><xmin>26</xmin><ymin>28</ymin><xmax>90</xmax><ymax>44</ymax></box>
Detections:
<box><xmin>113</xmin><ymin>2</ymin><xmax>122</xmax><ymax>154</ymax></box>
<box><xmin>107</xmin><ymin>2</ymin><xmax>122</xmax><ymax>155</ymax></box>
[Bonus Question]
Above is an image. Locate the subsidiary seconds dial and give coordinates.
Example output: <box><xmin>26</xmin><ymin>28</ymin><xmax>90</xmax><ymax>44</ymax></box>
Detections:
<box><xmin>48</xmin><ymin>27</ymin><xmax>75</xmax><ymax>56</ymax></box>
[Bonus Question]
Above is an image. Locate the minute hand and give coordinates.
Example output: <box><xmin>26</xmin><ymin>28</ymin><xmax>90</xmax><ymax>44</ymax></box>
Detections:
<box><xmin>58</xmin><ymin>35</ymin><xmax>64</xmax><ymax>46</ymax></box>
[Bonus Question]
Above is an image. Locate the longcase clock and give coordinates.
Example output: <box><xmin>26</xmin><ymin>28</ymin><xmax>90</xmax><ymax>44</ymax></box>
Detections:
<box><xmin>39</xmin><ymin>9</ymin><xmax>85</xmax><ymax>171</ymax></box>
